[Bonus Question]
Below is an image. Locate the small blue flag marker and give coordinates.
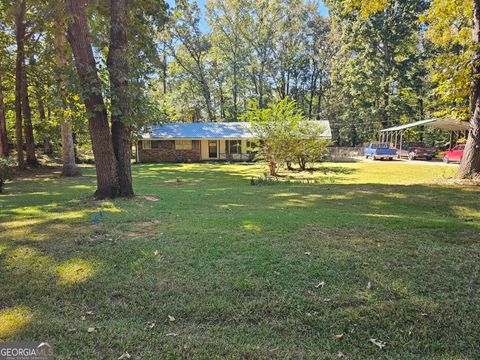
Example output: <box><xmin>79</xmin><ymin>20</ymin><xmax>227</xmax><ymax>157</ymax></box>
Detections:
<box><xmin>93</xmin><ymin>215</ymin><xmax>99</xmax><ymax>225</ymax></box>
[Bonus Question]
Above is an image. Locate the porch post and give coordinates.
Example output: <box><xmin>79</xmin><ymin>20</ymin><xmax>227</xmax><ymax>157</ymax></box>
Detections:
<box><xmin>136</xmin><ymin>140</ymin><xmax>140</xmax><ymax>163</ymax></box>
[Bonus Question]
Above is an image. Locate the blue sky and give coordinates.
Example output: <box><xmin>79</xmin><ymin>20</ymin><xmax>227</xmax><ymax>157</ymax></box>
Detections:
<box><xmin>166</xmin><ymin>1</ymin><xmax>329</xmax><ymax>31</ymax></box>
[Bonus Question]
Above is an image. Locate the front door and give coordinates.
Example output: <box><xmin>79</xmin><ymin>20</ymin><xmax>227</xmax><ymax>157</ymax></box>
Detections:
<box><xmin>208</xmin><ymin>140</ymin><xmax>218</xmax><ymax>158</ymax></box>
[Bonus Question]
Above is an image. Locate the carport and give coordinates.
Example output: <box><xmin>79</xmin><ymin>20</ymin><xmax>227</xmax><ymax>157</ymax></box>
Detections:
<box><xmin>379</xmin><ymin>118</ymin><xmax>470</xmax><ymax>150</ymax></box>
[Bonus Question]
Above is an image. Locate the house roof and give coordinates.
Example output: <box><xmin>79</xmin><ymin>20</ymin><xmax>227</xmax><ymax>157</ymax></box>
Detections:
<box><xmin>140</xmin><ymin>121</ymin><xmax>332</xmax><ymax>140</ymax></box>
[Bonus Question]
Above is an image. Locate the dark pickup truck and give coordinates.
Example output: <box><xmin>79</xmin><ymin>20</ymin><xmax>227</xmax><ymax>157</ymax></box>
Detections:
<box><xmin>397</xmin><ymin>142</ymin><xmax>436</xmax><ymax>161</ymax></box>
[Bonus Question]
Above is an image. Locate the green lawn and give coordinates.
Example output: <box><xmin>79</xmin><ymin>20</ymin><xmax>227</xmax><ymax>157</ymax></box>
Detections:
<box><xmin>1</xmin><ymin>161</ymin><xmax>479</xmax><ymax>359</ymax></box>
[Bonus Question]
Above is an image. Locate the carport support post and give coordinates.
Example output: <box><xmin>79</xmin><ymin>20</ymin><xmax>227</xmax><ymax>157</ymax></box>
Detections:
<box><xmin>399</xmin><ymin>130</ymin><xmax>403</xmax><ymax>153</ymax></box>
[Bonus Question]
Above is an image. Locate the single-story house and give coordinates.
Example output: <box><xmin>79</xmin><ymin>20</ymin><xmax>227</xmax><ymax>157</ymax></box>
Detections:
<box><xmin>137</xmin><ymin>121</ymin><xmax>332</xmax><ymax>163</ymax></box>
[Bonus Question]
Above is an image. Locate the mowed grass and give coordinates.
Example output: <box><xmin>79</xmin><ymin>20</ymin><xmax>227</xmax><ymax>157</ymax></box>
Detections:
<box><xmin>0</xmin><ymin>161</ymin><xmax>479</xmax><ymax>359</ymax></box>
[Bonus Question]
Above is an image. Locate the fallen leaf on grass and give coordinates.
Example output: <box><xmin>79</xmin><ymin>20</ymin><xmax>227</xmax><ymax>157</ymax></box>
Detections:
<box><xmin>315</xmin><ymin>281</ymin><xmax>325</xmax><ymax>288</ymax></box>
<box><xmin>337</xmin><ymin>352</ymin><xmax>345</xmax><ymax>358</ymax></box>
<box><xmin>367</xmin><ymin>282</ymin><xmax>372</xmax><ymax>290</ymax></box>
<box><xmin>334</xmin><ymin>334</ymin><xmax>344</xmax><ymax>340</ymax></box>
<box><xmin>154</xmin><ymin>250</ymin><xmax>159</xmax><ymax>256</ymax></box>
<box><xmin>166</xmin><ymin>333</ymin><xmax>178</xmax><ymax>337</ymax></box>
<box><xmin>304</xmin><ymin>252</ymin><xmax>311</xmax><ymax>256</ymax></box>
<box><xmin>87</xmin><ymin>327</ymin><xmax>97</xmax><ymax>333</ymax></box>
<box><xmin>168</xmin><ymin>315</ymin><xmax>176</xmax><ymax>322</ymax></box>
<box><xmin>273</xmin><ymin>271</ymin><xmax>280</xmax><ymax>275</ymax></box>
<box><xmin>145</xmin><ymin>321</ymin><xmax>156</xmax><ymax>329</ymax></box>
<box><xmin>369</xmin><ymin>338</ymin><xmax>386</xmax><ymax>349</ymax></box>
<box><xmin>80</xmin><ymin>316</ymin><xmax>86</xmax><ymax>321</ymax></box>
<box><xmin>118</xmin><ymin>352</ymin><xmax>131</xmax><ymax>359</ymax></box>
<box><xmin>67</xmin><ymin>328</ymin><xmax>76</xmax><ymax>333</ymax></box>
<box><xmin>86</xmin><ymin>311</ymin><xmax>94</xmax><ymax>315</ymax></box>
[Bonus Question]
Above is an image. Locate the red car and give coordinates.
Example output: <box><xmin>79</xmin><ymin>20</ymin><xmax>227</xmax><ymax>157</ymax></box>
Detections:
<box><xmin>443</xmin><ymin>144</ymin><xmax>465</xmax><ymax>163</ymax></box>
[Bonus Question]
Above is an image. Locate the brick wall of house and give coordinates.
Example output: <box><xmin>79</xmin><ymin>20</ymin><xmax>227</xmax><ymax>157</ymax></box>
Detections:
<box><xmin>138</xmin><ymin>140</ymin><xmax>201</xmax><ymax>163</ymax></box>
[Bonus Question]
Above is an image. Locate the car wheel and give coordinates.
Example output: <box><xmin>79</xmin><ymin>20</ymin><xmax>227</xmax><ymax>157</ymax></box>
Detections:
<box><xmin>372</xmin><ymin>155</ymin><xmax>377</xmax><ymax>161</ymax></box>
<box><xmin>426</xmin><ymin>157</ymin><xmax>432</xmax><ymax>161</ymax></box>
<box><xmin>389</xmin><ymin>157</ymin><xmax>393</xmax><ymax>161</ymax></box>
<box><xmin>365</xmin><ymin>154</ymin><xmax>369</xmax><ymax>159</ymax></box>
<box><xmin>443</xmin><ymin>156</ymin><xmax>449</xmax><ymax>164</ymax></box>
<box><xmin>408</xmin><ymin>152</ymin><xmax>415</xmax><ymax>161</ymax></box>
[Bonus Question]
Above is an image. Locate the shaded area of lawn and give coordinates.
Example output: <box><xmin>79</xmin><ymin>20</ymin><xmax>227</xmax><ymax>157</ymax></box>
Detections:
<box><xmin>0</xmin><ymin>162</ymin><xmax>479</xmax><ymax>358</ymax></box>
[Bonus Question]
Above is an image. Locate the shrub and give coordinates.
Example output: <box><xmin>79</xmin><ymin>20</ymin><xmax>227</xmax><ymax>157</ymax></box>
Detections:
<box><xmin>0</xmin><ymin>157</ymin><xmax>14</xmax><ymax>193</ymax></box>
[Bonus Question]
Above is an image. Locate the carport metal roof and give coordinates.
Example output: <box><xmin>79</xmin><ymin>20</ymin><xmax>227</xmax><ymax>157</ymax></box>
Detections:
<box><xmin>380</xmin><ymin>118</ymin><xmax>470</xmax><ymax>132</ymax></box>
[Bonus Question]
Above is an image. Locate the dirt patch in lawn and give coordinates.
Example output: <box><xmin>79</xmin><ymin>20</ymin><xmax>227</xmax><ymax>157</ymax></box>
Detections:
<box><xmin>158</xmin><ymin>179</ymin><xmax>202</xmax><ymax>186</ymax></box>
<box><xmin>136</xmin><ymin>195</ymin><xmax>160</xmax><ymax>202</ymax></box>
<box><xmin>120</xmin><ymin>220</ymin><xmax>164</xmax><ymax>239</ymax></box>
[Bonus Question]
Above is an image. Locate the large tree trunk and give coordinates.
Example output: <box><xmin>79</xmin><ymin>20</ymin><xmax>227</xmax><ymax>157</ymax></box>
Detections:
<box><xmin>457</xmin><ymin>0</ymin><xmax>480</xmax><ymax>179</ymax></box>
<box><xmin>66</xmin><ymin>0</ymin><xmax>119</xmax><ymax>198</ymax></box>
<box><xmin>14</xmin><ymin>0</ymin><xmax>25</xmax><ymax>169</ymax></box>
<box><xmin>0</xmin><ymin>78</ymin><xmax>8</xmax><ymax>158</ymax></box>
<box><xmin>55</xmin><ymin>31</ymin><xmax>79</xmax><ymax>177</ymax></box>
<box><xmin>22</xmin><ymin>65</ymin><xmax>38</xmax><ymax>167</ymax></box>
<box><xmin>107</xmin><ymin>0</ymin><xmax>134</xmax><ymax>197</ymax></box>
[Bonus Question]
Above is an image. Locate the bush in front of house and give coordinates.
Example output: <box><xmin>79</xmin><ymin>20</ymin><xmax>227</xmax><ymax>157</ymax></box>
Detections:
<box><xmin>244</xmin><ymin>97</ymin><xmax>329</xmax><ymax>175</ymax></box>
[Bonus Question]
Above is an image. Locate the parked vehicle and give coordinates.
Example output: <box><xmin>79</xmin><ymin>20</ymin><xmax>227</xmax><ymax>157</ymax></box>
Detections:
<box><xmin>397</xmin><ymin>142</ymin><xmax>436</xmax><ymax>161</ymax></box>
<box><xmin>443</xmin><ymin>144</ymin><xmax>465</xmax><ymax>163</ymax></box>
<box><xmin>364</xmin><ymin>142</ymin><xmax>397</xmax><ymax>160</ymax></box>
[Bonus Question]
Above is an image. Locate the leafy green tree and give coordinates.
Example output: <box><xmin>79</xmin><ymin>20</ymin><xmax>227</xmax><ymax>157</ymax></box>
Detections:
<box><xmin>289</xmin><ymin>122</ymin><xmax>330</xmax><ymax>170</ymax></box>
<box><xmin>244</xmin><ymin>97</ymin><xmax>326</xmax><ymax>175</ymax></box>
<box><xmin>325</xmin><ymin>0</ymin><xmax>429</xmax><ymax>145</ymax></box>
<box><xmin>422</xmin><ymin>0</ymin><xmax>471</xmax><ymax>121</ymax></box>
<box><xmin>162</xmin><ymin>2</ymin><xmax>215</xmax><ymax>121</ymax></box>
<box><xmin>206</xmin><ymin>0</ymin><xmax>251</xmax><ymax>121</ymax></box>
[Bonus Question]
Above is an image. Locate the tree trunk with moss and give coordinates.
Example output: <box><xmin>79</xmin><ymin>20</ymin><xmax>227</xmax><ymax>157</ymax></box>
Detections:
<box><xmin>55</xmin><ymin>30</ymin><xmax>79</xmax><ymax>177</ymax></box>
<box><xmin>22</xmin><ymin>67</ymin><xmax>38</xmax><ymax>167</ymax></box>
<box><xmin>457</xmin><ymin>0</ymin><xmax>480</xmax><ymax>179</ymax></box>
<box><xmin>66</xmin><ymin>0</ymin><xmax>119</xmax><ymax>198</ymax></box>
<box><xmin>107</xmin><ymin>0</ymin><xmax>134</xmax><ymax>197</ymax></box>
<box><xmin>14</xmin><ymin>0</ymin><xmax>25</xmax><ymax>169</ymax></box>
<box><xmin>0</xmin><ymin>78</ymin><xmax>8</xmax><ymax>158</ymax></box>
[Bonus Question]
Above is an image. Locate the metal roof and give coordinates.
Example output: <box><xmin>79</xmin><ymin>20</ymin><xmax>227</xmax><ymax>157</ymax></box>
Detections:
<box><xmin>380</xmin><ymin>118</ymin><xmax>470</xmax><ymax>132</ymax></box>
<box><xmin>140</xmin><ymin>121</ymin><xmax>332</xmax><ymax>139</ymax></box>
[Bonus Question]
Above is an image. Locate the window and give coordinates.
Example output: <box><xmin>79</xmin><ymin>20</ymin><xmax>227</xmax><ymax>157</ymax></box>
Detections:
<box><xmin>143</xmin><ymin>140</ymin><xmax>151</xmax><ymax>149</ymax></box>
<box><xmin>175</xmin><ymin>140</ymin><xmax>192</xmax><ymax>150</ymax></box>
<box><xmin>228</xmin><ymin>140</ymin><xmax>242</xmax><ymax>154</ymax></box>
<box><xmin>152</xmin><ymin>141</ymin><xmax>161</xmax><ymax>149</ymax></box>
